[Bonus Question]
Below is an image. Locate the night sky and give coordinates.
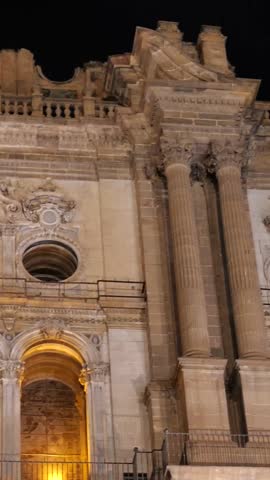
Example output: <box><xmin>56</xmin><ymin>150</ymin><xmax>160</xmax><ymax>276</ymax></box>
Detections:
<box><xmin>0</xmin><ymin>2</ymin><xmax>269</xmax><ymax>100</ymax></box>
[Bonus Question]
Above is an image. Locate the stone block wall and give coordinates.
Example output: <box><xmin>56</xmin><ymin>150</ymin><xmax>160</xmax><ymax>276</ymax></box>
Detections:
<box><xmin>108</xmin><ymin>327</ymin><xmax>151</xmax><ymax>461</ymax></box>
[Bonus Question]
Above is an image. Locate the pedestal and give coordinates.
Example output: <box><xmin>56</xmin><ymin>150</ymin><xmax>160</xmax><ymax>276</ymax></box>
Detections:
<box><xmin>237</xmin><ymin>359</ymin><xmax>270</xmax><ymax>432</ymax></box>
<box><xmin>176</xmin><ymin>357</ymin><xmax>230</xmax><ymax>431</ymax></box>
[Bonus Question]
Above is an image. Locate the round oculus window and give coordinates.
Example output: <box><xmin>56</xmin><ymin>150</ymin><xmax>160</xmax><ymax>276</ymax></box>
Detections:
<box><xmin>22</xmin><ymin>240</ymin><xmax>78</xmax><ymax>282</ymax></box>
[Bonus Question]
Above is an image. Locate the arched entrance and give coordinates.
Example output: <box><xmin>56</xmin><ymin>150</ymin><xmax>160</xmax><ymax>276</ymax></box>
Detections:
<box><xmin>0</xmin><ymin>326</ymin><xmax>114</xmax><ymax>464</ymax></box>
<box><xmin>21</xmin><ymin>346</ymin><xmax>87</xmax><ymax>462</ymax></box>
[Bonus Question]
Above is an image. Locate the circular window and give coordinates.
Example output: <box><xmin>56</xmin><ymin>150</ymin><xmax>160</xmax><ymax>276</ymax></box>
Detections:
<box><xmin>22</xmin><ymin>240</ymin><xmax>78</xmax><ymax>282</ymax></box>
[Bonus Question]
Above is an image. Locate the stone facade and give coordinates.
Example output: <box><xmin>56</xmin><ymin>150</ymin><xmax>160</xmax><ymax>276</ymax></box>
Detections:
<box><xmin>0</xmin><ymin>19</ymin><xmax>270</xmax><ymax>479</ymax></box>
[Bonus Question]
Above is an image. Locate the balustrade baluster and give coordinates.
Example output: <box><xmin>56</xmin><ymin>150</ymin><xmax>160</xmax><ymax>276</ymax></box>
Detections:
<box><xmin>55</xmin><ymin>103</ymin><xmax>61</xmax><ymax>118</ymax></box>
<box><xmin>73</xmin><ymin>104</ymin><xmax>79</xmax><ymax>118</ymax></box>
<box><xmin>108</xmin><ymin>105</ymin><xmax>115</xmax><ymax>119</ymax></box>
<box><xmin>47</xmin><ymin>102</ymin><xmax>52</xmax><ymax>118</ymax></box>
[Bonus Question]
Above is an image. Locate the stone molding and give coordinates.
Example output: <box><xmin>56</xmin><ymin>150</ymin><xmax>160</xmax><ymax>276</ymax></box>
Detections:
<box><xmin>0</xmin><ymin>124</ymin><xmax>131</xmax><ymax>152</ymax></box>
<box><xmin>155</xmin><ymin>92</ymin><xmax>245</xmax><ymax>107</ymax></box>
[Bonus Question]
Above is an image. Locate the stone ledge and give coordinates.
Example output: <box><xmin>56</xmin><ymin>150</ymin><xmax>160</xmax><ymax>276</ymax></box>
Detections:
<box><xmin>166</xmin><ymin>465</ymin><xmax>270</xmax><ymax>480</ymax></box>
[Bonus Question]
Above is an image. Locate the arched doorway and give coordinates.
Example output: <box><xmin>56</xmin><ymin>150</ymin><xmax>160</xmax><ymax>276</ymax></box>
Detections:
<box><xmin>20</xmin><ymin>344</ymin><xmax>87</xmax><ymax>462</ymax></box>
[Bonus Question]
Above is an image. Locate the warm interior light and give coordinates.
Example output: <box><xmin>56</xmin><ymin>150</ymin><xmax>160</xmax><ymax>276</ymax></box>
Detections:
<box><xmin>22</xmin><ymin>342</ymin><xmax>84</xmax><ymax>364</ymax></box>
<box><xmin>48</xmin><ymin>470</ymin><xmax>63</xmax><ymax>480</ymax></box>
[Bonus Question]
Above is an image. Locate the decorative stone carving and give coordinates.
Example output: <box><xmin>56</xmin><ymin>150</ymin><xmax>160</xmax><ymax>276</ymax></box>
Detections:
<box><xmin>206</xmin><ymin>139</ymin><xmax>247</xmax><ymax>173</ymax></box>
<box><xmin>0</xmin><ymin>360</ymin><xmax>24</xmax><ymax>381</ymax></box>
<box><xmin>160</xmin><ymin>137</ymin><xmax>194</xmax><ymax>171</ymax></box>
<box><xmin>0</xmin><ymin>181</ymin><xmax>23</xmax><ymax>223</ymax></box>
<box><xmin>0</xmin><ymin>306</ymin><xmax>18</xmax><ymax>340</ymax></box>
<box><xmin>190</xmin><ymin>162</ymin><xmax>206</xmax><ymax>184</ymax></box>
<box><xmin>0</xmin><ymin>177</ymin><xmax>76</xmax><ymax>229</ymax></box>
<box><xmin>263</xmin><ymin>216</ymin><xmax>270</xmax><ymax>231</ymax></box>
<box><xmin>39</xmin><ymin>319</ymin><xmax>67</xmax><ymax>340</ymax></box>
<box><xmin>79</xmin><ymin>362</ymin><xmax>110</xmax><ymax>389</ymax></box>
<box><xmin>23</xmin><ymin>178</ymin><xmax>76</xmax><ymax>228</ymax></box>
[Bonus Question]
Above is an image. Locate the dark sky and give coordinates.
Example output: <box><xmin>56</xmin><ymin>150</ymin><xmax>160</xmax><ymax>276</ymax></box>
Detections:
<box><xmin>1</xmin><ymin>2</ymin><xmax>269</xmax><ymax>100</ymax></box>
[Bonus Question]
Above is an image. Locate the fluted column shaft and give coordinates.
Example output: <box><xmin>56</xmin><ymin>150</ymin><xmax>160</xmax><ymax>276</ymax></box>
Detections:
<box><xmin>217</xmin><ymin>160</ymin><xmax>267</xmax><ymax>359</ymax></box>
<box><xmin>162</xmin><ymin>142</ymin><xmax>210</xmax><ymax>357</ymax></box>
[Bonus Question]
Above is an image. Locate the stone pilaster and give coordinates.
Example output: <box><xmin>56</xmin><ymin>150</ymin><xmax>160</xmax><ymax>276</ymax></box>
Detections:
<box><xmin>1</xmin><ymin>226</ymin><xmax>16</xmax><ymax>278</ymax></box>
<box><xmin>160</xmin><ymin>138</ymin><xmax>210</xmax><ymax>357</ymax></box>
<box><xmin>0</xmin><ymin>360</ymin><xmax>24</xmax><ymax>459</ymax></box>
<box><xmin>211</xmin><ymin>139</ymin><xmax>267</xmax><ymax>359</ymax></box>
<box><xmin>144</xmin><ymin>381</ymin><xmax>179</xmax><ymax>448</ymax></box>
<box><xmin>80</xmin><ymin>362</ymin><xmax>114</xmax><ymax>462</ymax></box>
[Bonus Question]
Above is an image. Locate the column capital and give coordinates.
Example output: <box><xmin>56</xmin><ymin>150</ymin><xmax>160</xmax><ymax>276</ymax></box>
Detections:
<box><xmin>207</xmin><ymin>139</ymin><xmax>247</xmax><ymax>173</ymax></box>
<box><xmin>79</xmin><ymin>362</ymin><xmax>110</xmax><ymax>390</ymax></box>
<box><xmin>160</xmin><ymin>136</ymin><xmax>194</xmax><ymax>171</ymax></box>
<box><xmin>0</xmin><ymin>359</ymin><xmax>24</xmax><ymax>382</ymax></box>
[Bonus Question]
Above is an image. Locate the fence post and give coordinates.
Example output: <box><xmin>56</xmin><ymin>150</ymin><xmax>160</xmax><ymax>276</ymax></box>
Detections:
<box><xmin>162</xmin><ymin>429</ymin><xmax>169</xmax><ymax>470</ymax></box>
<box><xmin>133</xmin><ymin>447</ymin><xmax>139</xmax><ymax>480</ymax></box>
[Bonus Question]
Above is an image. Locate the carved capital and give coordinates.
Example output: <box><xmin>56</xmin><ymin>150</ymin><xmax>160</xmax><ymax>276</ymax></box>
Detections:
<box><xmin>190</xmin><ymin>162</ymin><xmax>206</xmax><ymax>184</ymax></box>
<box><xmin>160</xmin><ymin>137</ymin><xmax>194</xmax><ymax>172</ymax></box>
<box><xmin>79</xmin><ymin>362</ymin><xmax>110</xmax><ymax>390</ymax></box>
<box><xmin>206</xmin><ymin>139</ymin><xmax>247</xmax><ymax>174</ymax></box>
<box><xmin>0</xmin><ymin>360</ymin><xmax>24</xmax><ymax>382</ymax></box>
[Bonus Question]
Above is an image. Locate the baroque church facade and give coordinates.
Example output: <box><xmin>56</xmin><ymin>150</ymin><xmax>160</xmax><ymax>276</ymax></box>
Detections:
<box><xmin>0</xmin><ymin>19</ymin><xmax>270</xmax><ymax>480</ymax></box>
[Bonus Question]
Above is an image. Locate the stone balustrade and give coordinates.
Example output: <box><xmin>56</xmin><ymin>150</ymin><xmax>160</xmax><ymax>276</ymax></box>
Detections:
<box><xmin>42</xmin><ymin>99</ymin><xmax>83</xmax><ymax>119</ymax></box>
<box><xmin>0</xmin><ymin>95</ymin><xmax>118</xmax><ymax>121</ymax></box>
<box><xmin>1</xmin><ymin>97</ymin><xmax>32</xmax><ymax>116</ymax></box>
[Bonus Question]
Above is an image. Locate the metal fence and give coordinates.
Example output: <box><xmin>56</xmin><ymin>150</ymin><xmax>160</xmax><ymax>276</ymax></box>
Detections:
<box><xmin>2</xmin><ymin>431</ymin><xmax>270</xmax><ymax>480</ymax></box>
<box><xmin>162</xmin><ymin>430</ymin><xmax>270</xmax><ymax>467</ymax></box>
<box><xmin>0</xmin><ymin>460</ymin><xmax>135</xmax><ymax>480</ymax></box>
<box><xmin>0</xmin><ymin>277</ymin><xmax>145</xmax><ymax>305</ymax></box>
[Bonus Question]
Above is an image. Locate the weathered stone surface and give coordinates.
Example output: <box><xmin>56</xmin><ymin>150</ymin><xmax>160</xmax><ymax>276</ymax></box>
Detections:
<box><xmin>0</xmin><ymin>17</ymin><xmax>269</xmax><ymax>475</ymax></box>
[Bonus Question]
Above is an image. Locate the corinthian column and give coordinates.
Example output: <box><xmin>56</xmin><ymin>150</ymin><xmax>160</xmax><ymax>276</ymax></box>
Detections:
<box><xmin>161</xmin><ymin>138</ymin><xmax>210</xmax><ymax>357</ymax></box>
<box><xmin>211</xmin><ymin>139</ymin><xmax>267</xmax><ymax>359</ymax></box>
<box><xmin>0</xmin><ymin>360</ymin><xmax>24</xmax><ymax>459</ymax></box>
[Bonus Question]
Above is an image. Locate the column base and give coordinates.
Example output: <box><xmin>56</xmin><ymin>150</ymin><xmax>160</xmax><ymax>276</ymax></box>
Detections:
<box><xmin>176</xmin><ymin>357</ymin><xmax>230</xmax><ymax>431</ymax></box>
<box><xmin>237</xmin><ymin>359</ymin><xmax>270</xmax><ymax>432</ymax></box>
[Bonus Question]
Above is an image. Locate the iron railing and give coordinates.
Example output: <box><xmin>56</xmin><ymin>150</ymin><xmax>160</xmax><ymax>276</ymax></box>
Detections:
<box><xmin>0</xmin><ymin>459</ymin><xmax>134</xmax><ymax>480</ymax></box>
<box><xmin>162</xmin><ymin>430</ymin><xmax>270</xmax><ymax>467</ymax></box>
<box><xmin>0</xmin><ymin>277</ymin><xmax>145</xmax><ymax>305</ymax></box>
<box><xmin>2</xmin><ymin>431</ymin><xmax>270</xmax><ymax>480</ymax></box>
<box><xmin>133</xmin><ymin>448</ymin><xmax>163</xmax><ymax>480</ymax></box>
